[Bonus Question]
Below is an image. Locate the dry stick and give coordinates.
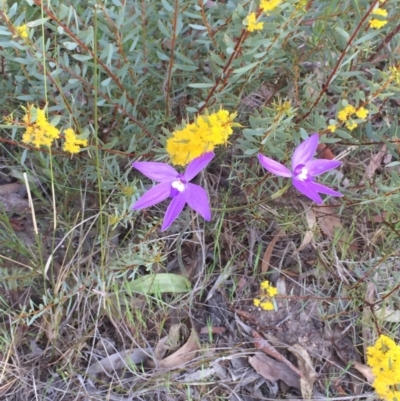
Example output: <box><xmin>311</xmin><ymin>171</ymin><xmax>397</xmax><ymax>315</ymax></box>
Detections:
<box><xmin>198</xmin><ymin>0</ymin><xmax>224</xmax><ymax>60</ymax></box>
<box><xmin>367</xmin><ymin>23</ymin><xmax>400</xmax><ymax>63</ymax></box>
<box><xmin>165</xmin><ymin>0</ymin><xmax>180</xmax><ymax>117</ymax></box>
<box><xmin>297</xmin><ymin>0</ymin><xmax>381</xmax><ymax>123</ymax></box>
<box><xmin>198</xmin><ymin>28</ymin><xmax>249</xmax><ymax>114</ymax></box>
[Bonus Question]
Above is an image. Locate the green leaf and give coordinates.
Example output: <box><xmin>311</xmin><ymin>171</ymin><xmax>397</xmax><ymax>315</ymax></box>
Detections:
<box><xmin>63</xmin><ymin>42</ymin><xmax>79</xmax><ymax>50</ymax></box>
<box><xmin>188</xmin><ymin>83</ymin><xmax>214</xmax><ymax>88</ymax></box>
<box><xmin>335</xmin><ymin>27</ymin><xmax>349</xmax><ymax>41</ymax></box>
<box><xmin>233</xmin><ymin>61</ymin><xmax>259</xmax><ymax>75</ymax></box>
<box><xmin>72</xmin><ymin>54</ymin><xmax>93</xmax><ymax>61</ymax></box>
<box><xmin>126</xmin><ymin>273</ymin><xmax>192</xmax><ymax>294</ymax></box>
<box><xmin>161</xmin><ymin>0</ymin><xmax>174</xmax><ymax>12</ymax></box>
<box><xmin>27</xmin><ymin>18</ymin><xmax>50</xmax><ymax>28</ymax></box>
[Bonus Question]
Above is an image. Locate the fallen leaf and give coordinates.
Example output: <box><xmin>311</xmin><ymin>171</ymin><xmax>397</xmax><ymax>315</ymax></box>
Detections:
<box><xmin>314</xmin><ymin>205</ymin><xmax>357</xmax><ymax>252</ymax></box>
<box><xmin>155</xmin><ymin>323</ymin><xmax>189</xmax><ymax>360</ymax></box>
<box><xmin>317</xmin><ymin>143</ymin><xmax>334</xmax><ymax>160</ymax></box>
<box><xmin>87</xmin><ymin>348</ymin><xmax>151</xmax><ymax>375</ymax></box>
<box><xmin>199</xmin><ymin>326</ymin><xmax>226</xmax><ymax>334</ymax></box>
<box><xmin>0</xmin><ymin>183</ymin><xmax>24</xmax><ymax>196</ymax></box>
<box><xmin>261</xmin><ymin>229</ymin><xmax>285</xmax><ymax>273</ymax></box>
<box><xmin>296</xmin><ymin>203</ymin><xmax>316</xmax><ymax>252</ymax></box>
<box><xmin>288</xmin><ymin>344</ymin><xmax>317</xmax><ymax>399</ymax></box>
<box><xmin>249</xmin><ymin>352</ymin><xmax>300</xmax><ymax>389</ymax></box>
<box><xmin>365</xmin><ymin>144</ymin><xmax>387</xmax><ymax>180</ymax></box>
<box><xmin>0</xmin><ymin>193</ymin><xmax>29</xmax><ymax>214</ymax></box>
<box><xmin>353</xmin><ymin>362</ymin><xmax>375</xmax><ymax>383</ymax></box>
<box><xmin>158</xmin><ymin>329</ymin><xmax>199</xmax><ymax>368</ymax></box>
<box><xmin>252</xmin><ymin>330</ymin><xmax>305</xmax><ymax>379</ymax></box>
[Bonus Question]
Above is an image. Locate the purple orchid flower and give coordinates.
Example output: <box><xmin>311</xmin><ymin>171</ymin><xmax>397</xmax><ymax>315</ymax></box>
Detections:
<box><xmin>258</xmin><ymin>134</ymin><xmax>342</xmax><ymax>204</ymax></box>
<box><xmin>132</xmin><ymin>152</ymin><xmax>214</xmax><ymax>231</ymax></box>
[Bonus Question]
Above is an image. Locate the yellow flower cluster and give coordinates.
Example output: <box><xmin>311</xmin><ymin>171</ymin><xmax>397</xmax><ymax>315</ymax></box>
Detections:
<box><xmin>14</xmin><ymin>24</ymin><xmax>29</xmax><ymax>39</ymax></box>
<box><xmin>253</xmin><ymin>280</ymin><xmax>278</xmax><ymax>311</ymax></box>
<box><xmin>244</xmin><ymin>0</ymin><xmax>282</xmax><ymax>33</ymax></box>
<box><xmin>367</xmin><ymin>334</ymin><xmax>400</xmax><ymax>401</ymax></box>
<box><xmin>246</xmin><ymin>12</ymin><xmax>264</xmax><ymax>32</ymax></box>
<box><xmin>260</xmin><ymin>0</ymin><xmax>282</xmax><ymax>12</ymax></box>
<box><xmin>63</xmin><ymin>128</ymin><xmax>88</xmax><ymax>154</ymax></box>
<box><xmin>389</xmin><ymin>65</ymin><xmax>400</xmax><ymax>85</ymax></box>
<box><xmin>370</xmin><ymin>8</ymin><xmax>388</xmax><ymax>29</ymax></box>
<box><xmin>22</xmin><ymin>106</ymin><xmax>60</xmax><ymax>148</ymax></box>
<box><xmin>166</xmin><ymin>110</ymin><xmax>238</xmax><ymax>166</ymax></box>
<box><xmin>337</xmin><ymin>104</ymin><xmax>369</xmax><ymax>131</ymax></box>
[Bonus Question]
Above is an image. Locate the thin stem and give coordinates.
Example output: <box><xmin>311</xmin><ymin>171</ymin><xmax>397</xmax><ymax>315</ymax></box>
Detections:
<box><xmin>212</xmin><ymin>181</ymin><xmax>291</xmax><ymax>212</ymax></box>
<box><xmin>165</xmin><ymin>0</ymin><xmax>179</xmax><ymax>116</ymax></box>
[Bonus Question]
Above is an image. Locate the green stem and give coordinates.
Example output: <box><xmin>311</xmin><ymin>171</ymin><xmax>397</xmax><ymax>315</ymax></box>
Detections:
<box><xmin>211</xmin><ymin>181</ymin><xmax>291</xmax><ymax>212</ymax></box>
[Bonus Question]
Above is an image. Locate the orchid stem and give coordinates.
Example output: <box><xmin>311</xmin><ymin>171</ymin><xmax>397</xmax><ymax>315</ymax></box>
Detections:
<box><xmin>212</xmin><ymin>181</ymin><xmax>291</xmax><ymax>212</ymax></box>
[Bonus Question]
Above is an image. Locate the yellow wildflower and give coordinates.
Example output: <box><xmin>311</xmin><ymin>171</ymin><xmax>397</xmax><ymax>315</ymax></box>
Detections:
<box><xmin>166</xmin><ymin>110</ymin><xmax>237</xmax><ymax>166</ymax></box>
<box><xmin>14</xmin><ymin>24</ymin><xmax>29</xmax><ymax>39</ymax></box>
<box><xmin>370</xmin><ymin>8</ymin><xmax>388</xmax><ymax>29</ymax></box>
<box><xmin>367</xmin><ymin>335</ymin><xmax>400</xmax><ymax>401</ymax></box>
<box><xmin>345</xmin><ymin>121</ymin><xmax>358</xmax><ymax>131</ymax></box>
<box><xmin>389</xmin><ymin>65</ymin><xmax>400</xmax><ymax>85</ymax></box>
<box><xmin>63</xmin><ymin>128</ymin><xmax>88</xmax><ymax>154</ymax></box>
<box><xmin>337</xmin><ymin>105</ymin><xmax>355</xmax><ymax>121</ymax></box>
<box><xmin>245</xmin><ymin>12</ymin><xmax>264</xmax><ymax>32</ymax></box>
<box><xmin>260</xmin><ymin>0</ymin><xmax>282</xmax><ymax>12</ymax></box>
<box><xmin>327</xmin><ymin>125</ymin><xmax>337</xmax><ymax>133</ymax></box>
<box><xmin>355</xmin><ymin>107</ymin><xmax>369</xmax><ymax>119</ymax></box>
<box><xmin>253</xmin><ymin>298</ymin><xmax>261</xmax><ymax>307</ymax></box>
<box><xmin>372</xmin><ymin>7</ymin><xmax>388</xmax><ymax>17</ymax></box>
<box><xmin>253</xmin><ymin>280</ymin><xmax>277</xmax><ymax>311</ymax></box>
<box><xmin>22</xmin><ymin>106</ymin><xmax>60</xmax><ymax>148</ymax></box>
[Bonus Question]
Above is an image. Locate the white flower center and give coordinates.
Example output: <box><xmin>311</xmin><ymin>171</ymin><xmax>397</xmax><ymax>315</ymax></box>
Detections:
<box><xmin>171</xmin><ymin>180</ymin><xmax>185</xmax><ymax>192</ymax></box>
<box><xmin>297</xmin><ymin>166</ymin><xmax>309</xmax><ymax>181</ymax></box>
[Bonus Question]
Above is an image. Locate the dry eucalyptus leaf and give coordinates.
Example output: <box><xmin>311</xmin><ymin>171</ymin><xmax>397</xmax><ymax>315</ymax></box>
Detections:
<box><xmin>365</xmin><ymin>144</ymin><xmax>387</xmax><ymax>180</ymax></box>
<box><xmin>87</xmin><ymin>348</ymin><xmax>151</xmax><ymax>375</ymax></box>
<box><xmin>158</xmin><ymin>329</ymin><xmax>199</xmax><ymax>369</ymax></box>
<box><xmin>261</xmin><ymin>229</ymin><xmax>285</xmax><ymax>273</ymax></box>
<box><xmin>353</xmin><ymin>362</ymin><xmax>375</xmax><ymax>383</ymax></box>
<box><xmin>155</xmin><ymin>323</ymin><xmax>189</xmax><ymax>360</ymax></box>
<box><xmin>288</xmin><ymin>344</ymin><xmax>317</xmax><ymax>399</ymax></box>
<box><xmin>249</xmin><ymin>352</ymin><xmax>300</xmax><ymax>389</ymax></box>
<box><xmin>0</xmin><ymin>193</ymin><xmax>29</xmax><ymax>214</ymax></box>
<box><xmin>296</xmin><ymin>203</ymin><xmax>316</xmax><ymax>252</ymax></box>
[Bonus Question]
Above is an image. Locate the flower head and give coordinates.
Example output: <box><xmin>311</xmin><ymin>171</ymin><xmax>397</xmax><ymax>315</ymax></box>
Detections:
<box><xmin>254</xmin><ymin>280</ymin><xmax>278</xmax><ymax>311</ymax></box>
<box><xmin>258</xmin><ymin>134</ymin><xmax>342</xmax><ymax>204</ymax></box>
<box><xmin>367</xmin><ymin>334</ymin><xmax>400</xmax><ymax>401</ymax></box>
<box><xmin>260</xmin><ymin>0</ymin><xmax>282</xmax><ymax>13</ymax></box>
<box><xmin>245</xmin><ymin>12</ymin><xmax>264</xmax><ymax>32</ymax></box>
<box><xmin>22</xmin><ymin>105</ymin><xmax>60</xmax><ymax>148</ymax></box>
<box><xmin>14</xmin><ymin>24</ymin><xmax>29</xmax><ymax>39</ymax></box>
<box><xmin>63</xmin><ymin>128</ymin><xmax>88</xmax><ymax>154</ymax></box>
<box><xmin>132</xmin><ymin>152</ymin><xmax>214</xmax><ymax>231</ymax></box>
<box><xmin>166</xmin><ymin>110</ymin><xmax>237</xmax><ymax>166</ymax></box>
<box><xmin>370</xmin><ymin>8</ymin><xmax>388</xmax><ymax>29</ymax></box>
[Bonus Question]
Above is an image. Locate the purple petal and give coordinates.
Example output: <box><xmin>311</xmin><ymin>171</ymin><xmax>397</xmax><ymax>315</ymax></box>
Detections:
<box><xmin>184</xmin><ymin>152</ymin><xmax>215</xmax><ymax>182</ymax></box>
<box><xmin>185</xmin><ymin>183</ymin><xmax>211</xmax><ymax>221</ymax></box>
<box><xmin>291</xmin><ymin>134</ymin><xmax>319</xmax><ymax>170</ymax></box>
<box><xmin>132</xmin><ymin>161</ymin><xmax>178</xmax><ymax>182</ymax></box>
<box><xmin>258</xmin><ymin>154</ymin><xmax>292</xmax><ymax>177</ymax></box>
<box><xmin>161</xmin><ymin>193</ymin><xmax>186</xmax><ymax>231</ymax></box>
<box><xmin>305</xmin><ymin>159</ymin><xmax>342</xmax><ymax>177</ymax></box>
<box><xmin>292</xmin><ymin>178</ymin><xmax>323</xmax><ymax>204</ymax></box>
<box><xmin>306</xmin><ymin>181</ymin><xmax>343</xmax><ymax>197</ymax></box>
<box><xmin>132</xmin><ymin>182</ymin><xmax>171</xmax><ymax>210</ymax></box>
